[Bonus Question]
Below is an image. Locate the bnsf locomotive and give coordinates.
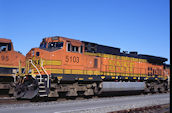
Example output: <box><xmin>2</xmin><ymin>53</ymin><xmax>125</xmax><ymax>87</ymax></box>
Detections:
<box><xmin>14</xmin><ymin>36</ymin><xmax>170</xmax><ymax>99</ymax></box>
<box><xmin>0</xmin><ymin>38</ymin><xmax>25</xmax><ymax>95</ymax></box>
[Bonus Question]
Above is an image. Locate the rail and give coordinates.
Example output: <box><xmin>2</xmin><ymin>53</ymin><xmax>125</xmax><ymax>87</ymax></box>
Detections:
<box><xmin>108</xmin><ymin>104</ymin><xmax>169</xmax><ymax>113</ymax></box>
<box><xmin>40</xmin><ymin>59</ymin><xmax>50</xmax><ymax>88</ymax></box>
<box><xmin>29</xmin><ymin>59</ymin><xmax>41</xmax><ymax>77</ymax></box>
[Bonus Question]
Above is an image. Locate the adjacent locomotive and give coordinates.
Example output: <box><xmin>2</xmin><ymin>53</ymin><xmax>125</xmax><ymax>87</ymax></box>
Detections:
<box><xmin>0</xmin><ymin>38</ymin><xmax>25</xmax><ymax>95</ymax></box>
<box><xmin>14</xmin><ymin>36</ymin><xmax>170</xmax><ymax>99</ymax></box>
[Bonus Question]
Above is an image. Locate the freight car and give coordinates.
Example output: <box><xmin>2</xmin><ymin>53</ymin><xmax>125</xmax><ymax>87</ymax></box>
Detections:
<box><xmin>14</xmin><ymin>36</ymin><xmax>170</xmax><ymax>99</ymax></box>
<box><xmin>0</xmin><ymin>38</ymin><xmax>25</xmax><ymax>96</ymax></box>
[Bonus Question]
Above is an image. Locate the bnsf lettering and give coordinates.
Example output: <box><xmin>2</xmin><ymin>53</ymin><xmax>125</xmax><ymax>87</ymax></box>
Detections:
<box><xmin>65</xmin><ymin>55</ymin><xmax>79</xmax><ymax>63</ymax></box>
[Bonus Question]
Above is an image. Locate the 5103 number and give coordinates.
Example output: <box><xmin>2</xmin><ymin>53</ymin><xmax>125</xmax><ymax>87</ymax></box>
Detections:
<box><xmin>65</xmin><ymin>56</ymin><xmax>79</xmax><ymax>63</ymax></box>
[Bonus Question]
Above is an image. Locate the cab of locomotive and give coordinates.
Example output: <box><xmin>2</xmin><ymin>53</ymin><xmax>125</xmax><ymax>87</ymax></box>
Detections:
<box><xmin>39</xmin><ymin>38</ymin><xmax>64</xmax><ymax>50</ymax></box>
<box><xmin>24</xmin><ymin>37</ymin><xmax>66</xmax><ymax>75</ymax></box>
<box><xmin>26</xmin><ymin>37</ymin><xmax>64</xmax><ymax>57</ymax></box>
<box><xmin>26</xmin><ymin>36</ymin><xmax>83</xmax><ymax>58</ymax></box>
<box><xmin>25</xmin><ymin>36</ymin><xmax>84</xmax><ymax>77</ymax></box>
<box><xmin>0</xmin><ymin>38</ymin><xmax>14</xmax><ymax>52</ymax></box>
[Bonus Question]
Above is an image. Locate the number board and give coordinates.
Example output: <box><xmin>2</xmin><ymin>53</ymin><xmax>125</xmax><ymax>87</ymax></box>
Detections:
<box><xmin>64</xmin><ymin>54</ymin><xmax>83</xmax><ymax>66</ymax></box>
<box><xmin>65</xmin><ymin>55</ymin><xmax>79</xmax><ymax>63</ymax></box>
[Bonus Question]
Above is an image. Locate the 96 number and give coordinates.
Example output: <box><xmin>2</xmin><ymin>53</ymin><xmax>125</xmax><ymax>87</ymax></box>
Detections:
<box><xmin>65</xmin><ymin>55</ymin><xmax>79</xmax><ymax>63</ymax></box>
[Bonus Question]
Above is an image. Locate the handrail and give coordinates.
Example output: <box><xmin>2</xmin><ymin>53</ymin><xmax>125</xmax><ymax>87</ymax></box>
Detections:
<box><xmin>40</xmin><ymin>59</ymin><xmax>50</xmax><ymax>88</ymax></box>
<box><xmin>13</xmin><ymin>74</ymin><xmax>16</xmax><ymax>83</ymax></box>
<box><xmin>29</xmin><ymin>59</ymin><xmax>41</xmax><ymax>77</ymax></box>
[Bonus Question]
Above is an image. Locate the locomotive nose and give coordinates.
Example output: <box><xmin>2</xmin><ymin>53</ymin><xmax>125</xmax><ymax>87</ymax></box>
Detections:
<box><xmin>27</xmin><ymin>48</ymin><xmax>40</xmax><ymax>58</ymax></box>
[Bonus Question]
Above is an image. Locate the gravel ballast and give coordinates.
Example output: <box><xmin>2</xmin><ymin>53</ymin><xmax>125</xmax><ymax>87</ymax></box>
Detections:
<box><xmin>0</xmin><ymin>93</ymin><xmax>169</xmax><ymax>113</ymax></box>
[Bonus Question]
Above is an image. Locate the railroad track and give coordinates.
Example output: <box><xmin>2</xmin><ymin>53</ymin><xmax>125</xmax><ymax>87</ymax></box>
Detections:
<box><xmin>109</xmin><ymin>104</ymin><xmax>169</xmax><ymax>113</ymax></box>
<box><xmin>0</xmin><ymin>93</ymin><xmax>169</xmax><ymax>113</ymax></box>
<box><xmin>0</xmin><ymin>91</ymin><xmax>169</xmax><ymax>104</ymax></box>
<box><xmin>0</xmin><ymin>96</ymin><xmax>29</xmax><ymax>105</ymax></box>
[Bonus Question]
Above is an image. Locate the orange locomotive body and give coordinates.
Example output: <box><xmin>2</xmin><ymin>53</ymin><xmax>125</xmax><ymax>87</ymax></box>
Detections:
<box><xmin>14</xmin><ymin>36</ymin><xmax>170</xmax><ymax>99</ymax></box>
<box><xmin>0</xmin><ymin>38</ymin><xmax>25</xmax><ymax>95</ymax></box>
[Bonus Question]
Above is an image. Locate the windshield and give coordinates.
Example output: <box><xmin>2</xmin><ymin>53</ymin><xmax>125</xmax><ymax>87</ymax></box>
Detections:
<box><xmin>40</xmin><ymin>42</ymin><xmax>47</xmax><ymax>48</ymax></box>
<box><xmin>48</xmin><ymin>42</ymin><xmax>63</xmax><ymax>49</ymax></box>
<box><xmin>0</xmin><ymin>43</ymin><xmax>11</xmax><ymax>52</ymax></box>
<box><xmin>39</xmin><ymin>42</ymin><xmax>63</xmax><ymax>51</ymax></box>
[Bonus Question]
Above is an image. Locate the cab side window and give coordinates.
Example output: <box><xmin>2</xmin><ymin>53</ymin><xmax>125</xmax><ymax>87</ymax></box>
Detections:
<box><xmin>66</xmin><ymin>42</ymin><xmax>83</xmax><ymax>53</ymax></box>
<box><xmin>67</xmin><ymin>42</ymin><xmax>71</xmax><ymax>52</ymax></box>
<box><xmin>72</xmin><ymin>46</ymin><xmax>79</xmax><ymax>52</ymax></box>
<box><xmin>80</xmin><ymin>45</ymin><xmax>83</xmax><ymax>53</ymax></box>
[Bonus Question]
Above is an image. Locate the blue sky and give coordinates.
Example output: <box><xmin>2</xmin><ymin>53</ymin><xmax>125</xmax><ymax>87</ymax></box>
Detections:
<box><xmin>0</xmin><ymin>0</ymin><xmax>170</xmax><ymax>64</ymax></box>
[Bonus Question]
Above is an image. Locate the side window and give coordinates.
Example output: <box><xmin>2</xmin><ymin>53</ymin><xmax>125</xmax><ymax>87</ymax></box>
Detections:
<box><xmin>72</xmin><ymin>46</ymin><xmax>79</xmax><ymax>52</ymax></box>
<box><xmin>72</xmin><ymin>46</ymin><xmax>75</xmax><ymax>51</ymax></box>
<box><xmin>75</xmin><ymin>46</ymin><xmax>78</xmax><ymax>52</ymax></box>
<box><xmin>80</xmin><ymin>45</ymin><xmax>83</xmax><ymax>53</ymax></box>
<box><xmin>67</xmin><ymin>42</ymin><xmax>71</xmax><ymax>52</ymax></box>
<box><xmin>8</xmin><ymin>43</ymin><xmax>12</xmax><ymax>51</ymax></box>
<box><xmin>66</xmin><ymin>42</ymin><xmax>81</xmax><ymax>53</ymax></box>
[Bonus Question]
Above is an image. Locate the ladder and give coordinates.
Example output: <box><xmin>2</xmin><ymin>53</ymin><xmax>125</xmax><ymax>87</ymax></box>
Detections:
<box><xmin>36</xmin><ymin>75</ymin><xmax>48</xmax><ymax>97</ymax></box>
<box><xmin>30</xmin><ymin>59</ymin><xmax>50</xmax><ymax>97</ymax></box>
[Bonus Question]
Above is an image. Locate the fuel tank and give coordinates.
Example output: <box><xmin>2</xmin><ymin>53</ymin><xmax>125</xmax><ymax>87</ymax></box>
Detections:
<box><xmin>100</xmin><ymin>82</ymin><xmax>145</xmax><ymax>92</ymax></box>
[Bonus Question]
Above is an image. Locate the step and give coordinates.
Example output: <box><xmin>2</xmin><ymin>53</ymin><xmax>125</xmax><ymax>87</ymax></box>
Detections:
<box><xmin>39</xmin><ymin>94</ymin><xmax>48</xmax><ymax>97</ymax></box>
<box><xmin>37</xmin><ymin>78</ymin><xmax>44</xmax><ymax>80</ymax></box>
<box><xmin>37</xmin><ymin>78</ymin><xmax>48</xmax><ymax>82</ymax></box>
<box><xmin>39</xmin><ymin>90</ymin><xmax>46</xmax><ymax>92</ymax></box>
<box><xmin>37</xmin><ymin>75</ymin><xmax>48</xmax><ymax>78</ymax></box>
<box><xmin>39</xmin><ymin>86</ymin><xmax>46</xmax><ymax>88</ymax></box>
<box><xmin>37</xmin><ymin>77</ymin><xmax>48</xmax><ymax>79</ymax></box>
<box><xmin>38</xmin><ymin>82</ymin><xmax>44</xmax><ymax>85</ymax></box>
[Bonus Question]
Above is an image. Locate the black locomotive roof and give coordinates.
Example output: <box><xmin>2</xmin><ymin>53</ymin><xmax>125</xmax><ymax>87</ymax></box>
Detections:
<box><xmin>82</xmin><ymin>40</ymin><xmax>168</xmax><ymax>64</ymax></box>
<box><xmin>138</xmin><ymin>54</ymin><xmax>167</xmax><ymax>64</ymax></box>
<box><xmin>82</xmin><ymin>41</ymin><xmax>120</xmax><ymax>55</ymax></box>
<box><xmin>163</xmin><ymin>64</ymin><xmax>170</xmax><ymax>68</ymax></box>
